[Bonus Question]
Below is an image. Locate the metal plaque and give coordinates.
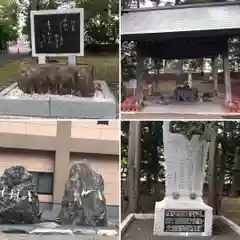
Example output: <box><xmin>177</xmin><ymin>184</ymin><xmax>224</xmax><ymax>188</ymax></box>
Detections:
<box><xmin>164</xmin><ymin>209</ymin><xmax>205</xmax><ymax>232</ymax></box>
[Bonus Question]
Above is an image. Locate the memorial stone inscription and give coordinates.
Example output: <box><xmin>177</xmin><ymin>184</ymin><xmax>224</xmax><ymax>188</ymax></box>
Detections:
<box><xmin>33</xmin><ymin>13</ymin><xmax>81</xmax><ymax>54</ymax></box>
<box><xmin>164</xmin><ymin>210</ymin><xmax>205</xmax><ymax>233</ymax></box>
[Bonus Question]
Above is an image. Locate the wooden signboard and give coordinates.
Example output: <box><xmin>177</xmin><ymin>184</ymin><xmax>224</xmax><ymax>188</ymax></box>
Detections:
<box><xmin>30</xmin><ymin>9</ymin><xmax>84</xmax><ymax>57</ymax></box>
<box><xmin>164</xmin><ymin>209</ymin><xmax>205</xmax><ymax>232</ymax></box>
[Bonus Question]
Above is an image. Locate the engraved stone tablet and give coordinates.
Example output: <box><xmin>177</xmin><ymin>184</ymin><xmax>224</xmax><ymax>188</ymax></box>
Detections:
<box><xmin>164</xmin><ymin>210</ymin><xmax>205</xmax><ymax>233</ymax></box>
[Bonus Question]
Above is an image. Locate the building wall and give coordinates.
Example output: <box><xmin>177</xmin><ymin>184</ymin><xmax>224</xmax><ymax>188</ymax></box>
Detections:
<box><xmin>0</xmin><ymin>120</ymin><xmax>119</xmax><ymax>206</ymax></box>
<box><xmin>0</xmin><ymin>120</ymin><xmax>119</xmax><ymax>140</ymax></box>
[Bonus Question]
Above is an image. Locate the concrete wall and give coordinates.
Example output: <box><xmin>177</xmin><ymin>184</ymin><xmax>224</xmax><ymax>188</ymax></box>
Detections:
<box><xmin>0</xmin><ymin>120</ymin><xmax>119</xmax><ymax>206</ymax></box>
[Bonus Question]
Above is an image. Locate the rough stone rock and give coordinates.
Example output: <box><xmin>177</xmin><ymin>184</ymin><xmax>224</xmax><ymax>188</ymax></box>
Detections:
<box><xmin>0</xmin><ymin>166</ymin><xmax>41</xmax><ymax>224</ymax></box>
<box><xmin>57</xmin><ymin>161</ymin><xmax>107</xmax><ymax>226</ymax></box>
<box><xmin>17</xmin><ymin>62</ymin><xmax>95</xmax><ymax>97</ymax></box>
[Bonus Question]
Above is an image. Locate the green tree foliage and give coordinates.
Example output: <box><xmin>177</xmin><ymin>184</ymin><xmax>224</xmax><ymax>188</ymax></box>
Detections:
<box><xmin>0</xmin><ymin>0</ymin><xmax>19</xmax><ymax>50</ymax></box>
<box><xmin>122</xmin><ymin>121</ymin><xmax>240</xmax><ymax>197</ymax></box>
<box><xmin>21</xmin><ymin>0</ymin><xmax>119</xmax><ymax>45</ymax></box>
<box><xmin>20</xmin><ymin>0</ymin><xmax>61</xmax><ymax>42</ymax></box>
<box><xmin>121</xmin><ymin>121</ymin><xmax>165</xmax><ymax>193</ymax></box>
<box><xmin>75</xmin><ymin>0</ymin><xmax>119</xmax><ymax>44</ymax></box>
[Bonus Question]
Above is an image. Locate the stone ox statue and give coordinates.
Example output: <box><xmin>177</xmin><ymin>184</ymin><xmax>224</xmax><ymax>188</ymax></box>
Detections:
<box><xmin>0</xmin><ymin>166</ymin><xmax>41</xmax><ymax>224</ymax></box>
<box><xmin>57</xmin><ymin>162</ymin><xmax>107</xmax><ymax>226</ymax></box>
<box><xmin>17</xmin><ymin>62</ymin><xmax>95</xmax><ymax>97</ymax></box>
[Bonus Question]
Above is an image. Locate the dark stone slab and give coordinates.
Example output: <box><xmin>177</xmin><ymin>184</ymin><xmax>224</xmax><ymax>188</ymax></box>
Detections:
<box><xmin>0</xmin><ymin>166</ymin><xmax>41</xmax><ymax>224</ymax></box>
<box><xmin>57</xmin><ymin>162</ymin><xmax>107</xmax><ymax>226</ymax></box>
<box><xmin>122</xmin><ymin>218</ymin><xmax>239</xmax><ymax>240</ymax></box>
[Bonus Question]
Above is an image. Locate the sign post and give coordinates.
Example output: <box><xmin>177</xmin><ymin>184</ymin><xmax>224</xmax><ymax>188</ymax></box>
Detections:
<box><xmin>68</xmin><ymin>55</ymin><xmax>76</xmax><ymax>66</ymax></box>
<box><xmin>30</xmin><ymin>8</ymin><xmax>84</xmax><ymax>64</ymax></box>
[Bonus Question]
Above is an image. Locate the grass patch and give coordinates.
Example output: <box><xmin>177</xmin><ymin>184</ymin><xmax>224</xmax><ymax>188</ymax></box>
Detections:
<box><xmin>53</xmin><ymin>54</ymin><xmax>119</xmax><ymax>84</ymax></box>
<box><xmin>0</xmin><ymin>60</ymin><xmax>22</xmax><ymax>86</ymax></box>
<box><xmin>0</xmin><ymin>55</ymin><xmax>119</xmax><ymax>97</ymax></box>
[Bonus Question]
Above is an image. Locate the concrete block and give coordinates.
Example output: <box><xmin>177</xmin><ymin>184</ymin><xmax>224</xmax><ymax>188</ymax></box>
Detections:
<box><xmin>0</xmin><ymin>96</ymin><xmax>50</xmax><ymax>117</ymax></box>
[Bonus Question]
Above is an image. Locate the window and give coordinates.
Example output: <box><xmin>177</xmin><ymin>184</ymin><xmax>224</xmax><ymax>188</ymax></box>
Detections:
<box><xmin>97</xmin><ymin>121</ymin><xmax>109</xmax><ymax>125</ymax></box>
<box><xmin>29</xmin><ymin>172</ymin><xmax>53</xmax><ymax>195</ymax></box>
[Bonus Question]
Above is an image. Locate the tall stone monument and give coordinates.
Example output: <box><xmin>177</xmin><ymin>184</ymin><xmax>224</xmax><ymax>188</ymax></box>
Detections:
<box><xmin>57</xmin><ymin>161</ymin><xmax>107</xmax><ymax>226</ymax></box>
<box><xmin>154</xmin><ymin>121</ymin><xmax>213</xmax><ymax>236</ymax></box>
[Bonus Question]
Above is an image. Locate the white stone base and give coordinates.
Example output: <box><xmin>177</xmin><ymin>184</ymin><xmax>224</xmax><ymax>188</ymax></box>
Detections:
<box><xmin>154</xmin><ymin>198</ymin><xmax>213</xmax><ymax>236</ymax></box>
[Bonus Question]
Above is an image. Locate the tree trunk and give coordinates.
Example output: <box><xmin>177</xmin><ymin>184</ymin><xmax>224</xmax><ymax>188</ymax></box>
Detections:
<box><xmin>229</xmin><ymin>147</ymin><xmax>240</xmax><ymax>196</ymax></box>
<box><xmin>126</xmin><ymin>122</ymin><xmax>136</xmax><ymax>213</ymax></box>
<box><xmin>216</xmin><ymin>143</ymin><xmax>226</xmax><ymax>214</ymax></box>
<box><xmin>212</xmin><ymin>55</ymin><xmax>219</xmax><ymax>95</ymax></box>
<box><xmin>126</xmin><ymin>121</ymin><xmax>141</xmax><ymax>213</ymax></box>
<box><xmin>137</xmin><ymin>0</ymin><xmax>140</xmax><ymax>8</ymax></box>
<box><xmin>134</xmin><ymin>121</ymin><xmax>141</xmax><ymax>212</ymax></box>
<box><xmin>207</xmin><ymin>133</ymin><xmax>217</xmax><ymax>214</ymax></box>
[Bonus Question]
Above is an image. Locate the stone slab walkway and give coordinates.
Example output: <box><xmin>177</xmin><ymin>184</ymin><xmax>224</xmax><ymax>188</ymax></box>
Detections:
<box><xmin>122</xmin><ymin>219</ymin><xmax>239</xmax><ymax>240</ymax></box>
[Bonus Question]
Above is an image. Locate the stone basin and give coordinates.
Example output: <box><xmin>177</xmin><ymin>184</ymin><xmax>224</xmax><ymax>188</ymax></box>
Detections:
<box><xmin>0</xmin><ymin>80</ymin><xmax>117</xmax><ymax>119</ymax></box>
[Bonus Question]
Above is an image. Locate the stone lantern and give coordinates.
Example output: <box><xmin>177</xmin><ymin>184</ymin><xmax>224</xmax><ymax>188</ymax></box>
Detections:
<box><xmin>154</xmin><ymin>121</ymin><xmax>213</xmax><ymax>236</ymax></box>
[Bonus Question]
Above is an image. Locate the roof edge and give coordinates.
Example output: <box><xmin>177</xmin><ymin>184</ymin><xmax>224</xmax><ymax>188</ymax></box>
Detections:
<box><xmin>122</xmin><ymin>1</ymin><xmax>240</xmax><ymax>13</ymax></box>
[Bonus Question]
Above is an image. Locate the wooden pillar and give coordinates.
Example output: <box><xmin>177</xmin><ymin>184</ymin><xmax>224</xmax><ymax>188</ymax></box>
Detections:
<box><xmin>136</xmin><ymin>43</ymin><xmax>144</xmax><ymax>92</ymax></box>
<box><xmin>223</xmin><ymin>51</ymin><xmax>232</xmax><ymax>103</ymax></box>
<box><xmin>212</xmin><ymin>55</ymin><xmax>219</xmax><ymax>95</ymax></box>
<box><xmin>127</xmin><ymin>121</ymin><xmax>141</xmax><ymax>213</ymax></box>
<box><xmin>134</xmin><ymin>121</ymin><xmax>141</xmax><ymax>210</ymax></box>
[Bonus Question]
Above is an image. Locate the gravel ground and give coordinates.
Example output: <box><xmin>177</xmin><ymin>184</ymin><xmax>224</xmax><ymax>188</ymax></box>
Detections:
<box><xmin>122</xmin><ymin>218</ymin><xmax>239</xmax><ymax>240</ymax></box>
<box><xmin>5</xmin><ymin>86</ymin><xmax>106</xmax><ymax>100</ymax></box>
<box><xmin>0</xmin><ymin>221</ymin><xmax>119</xmax><ymax>240</ymax></box>
<box><xmin>0</xmin><ymin>235</ymin><xmax>118</xmax><ymax>240</ymax></box>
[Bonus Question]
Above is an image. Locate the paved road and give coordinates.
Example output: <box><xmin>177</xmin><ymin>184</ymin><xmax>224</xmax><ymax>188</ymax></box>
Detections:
<box><xmin>0</xmin><ymin>40</ymin><xmax>30</xmax><ymax>69</ymax></box>
<box><xmin>8</xmin><ymin>40</ymin><xmax>30</xmax><ymax>54</ymax></box>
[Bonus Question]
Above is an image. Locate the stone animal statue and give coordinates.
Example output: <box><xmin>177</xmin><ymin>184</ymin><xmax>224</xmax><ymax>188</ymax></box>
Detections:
<box><xmin>0</xmin><ymin>166</ymin><xmax>41</xmax><ymax>224</ymax></box>
<box><xmin>57</xmin><ymin>161</ymin><xmax>107</xmax><ymax>226</ymax></box>
<box><xmin>17</xmin><ymin>62</ymin><xmax>95</xmax><ymax>97</ymax></box>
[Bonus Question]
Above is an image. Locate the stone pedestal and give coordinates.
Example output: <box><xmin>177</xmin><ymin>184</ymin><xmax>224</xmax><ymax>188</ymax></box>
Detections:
<box><xmin>153</xmin><ymin>121</ymin><xmax>213</xmax><ymax>236</ymax></box>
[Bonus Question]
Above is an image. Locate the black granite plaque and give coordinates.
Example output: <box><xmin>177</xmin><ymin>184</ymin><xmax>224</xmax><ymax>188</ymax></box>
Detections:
<box><xmin>33</xmin><ymin>11</ymin><xmax>82</xmax><ymax>54</ymax></box>
<box><xmin>164</xmin><ymin>209</ymin><xmax>205</xmax><ymax>232</ymax></box>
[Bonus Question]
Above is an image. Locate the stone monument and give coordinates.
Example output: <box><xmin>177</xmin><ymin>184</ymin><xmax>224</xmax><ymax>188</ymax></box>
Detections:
<box><xmin>57</xmin><ymin>161</ymin><xmax>107</xmax><ymax>226</ymax></box>
<box><xmin>17</xmin><ymin>62</ymin><xmax>94</xmax><ymax>97</ymax></box>
<box><xmin>0</xmin><ymin>166</ymin><xmax>41</xmax><ymax>224</ymax></box>
<box><xmin>154</xmin><ymin>121</ymin><xmax>213</xmax><ymax>236</ymax></box>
